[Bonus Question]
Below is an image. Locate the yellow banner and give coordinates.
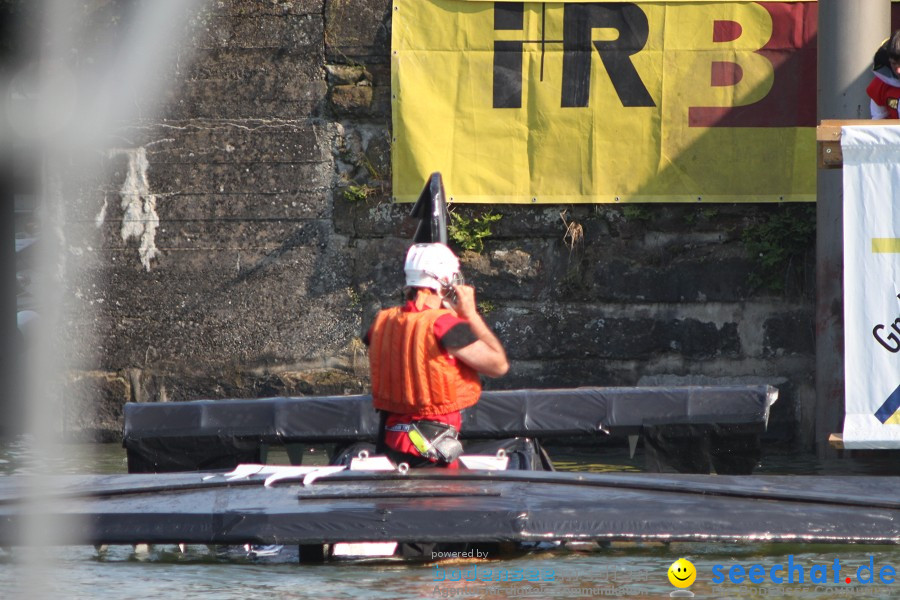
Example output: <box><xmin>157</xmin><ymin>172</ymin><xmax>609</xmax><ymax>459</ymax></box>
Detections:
<box><xmin>474</xmin><ymin>0</ymin><xmax>817</xmax><ymax>3</ymax></box>
<box><xmin>391</xmin><ymin>0</ymin><xmax>817</xmax><ymax>203</ymax></box>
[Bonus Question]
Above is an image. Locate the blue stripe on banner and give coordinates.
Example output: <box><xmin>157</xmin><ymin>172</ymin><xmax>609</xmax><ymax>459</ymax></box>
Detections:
<box><xmin>874</xmin><ymin>383</ymin><xmax>900</xmax><ymax>424</ymax></box>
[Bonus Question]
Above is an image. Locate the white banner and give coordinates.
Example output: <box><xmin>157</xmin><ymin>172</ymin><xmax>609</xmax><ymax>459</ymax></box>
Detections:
<box><xmin>842</xmin><ymin>125</ymin><xmax>900</xmax><ymax>448</ymax></box>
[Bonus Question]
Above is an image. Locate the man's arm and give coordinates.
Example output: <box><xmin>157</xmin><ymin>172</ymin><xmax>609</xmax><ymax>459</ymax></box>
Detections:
<box><xmin>445</xmin><ymin>285</ymin><xmax>509</xmax><ymax>378</ymax></box>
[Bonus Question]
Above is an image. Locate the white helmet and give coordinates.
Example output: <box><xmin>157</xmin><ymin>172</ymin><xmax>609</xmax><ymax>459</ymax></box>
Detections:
<box><xmin>404</xmin><ymin>243</ymin><xmax>461</xmax><ymax>291</ymax></box>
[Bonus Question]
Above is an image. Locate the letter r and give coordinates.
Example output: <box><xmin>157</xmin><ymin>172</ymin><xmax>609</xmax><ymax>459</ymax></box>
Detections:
<box><xmin>562</xmin><ymin>2</ymin><xmax>654</xmax><ymax>107</ymax></box>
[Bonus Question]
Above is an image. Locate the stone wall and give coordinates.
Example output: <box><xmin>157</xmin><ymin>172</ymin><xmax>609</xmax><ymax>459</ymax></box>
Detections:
<box><xmin>60</xmin><ymin>0</ymin><xmax>815</xmax><ymax>446</ymax></box>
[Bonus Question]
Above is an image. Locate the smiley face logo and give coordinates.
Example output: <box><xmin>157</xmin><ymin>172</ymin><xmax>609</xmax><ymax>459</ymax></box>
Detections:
<box><xmin>668</xmin><ymin>558</ymin><xmax>696</xmax><ymax>588</ymax></box>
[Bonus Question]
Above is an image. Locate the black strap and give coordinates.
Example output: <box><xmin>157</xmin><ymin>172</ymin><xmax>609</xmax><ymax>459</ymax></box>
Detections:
<box><xmin>375</xmin><ymin>410</ymin><xmax>388</xmax><ymax>454</ymax></box>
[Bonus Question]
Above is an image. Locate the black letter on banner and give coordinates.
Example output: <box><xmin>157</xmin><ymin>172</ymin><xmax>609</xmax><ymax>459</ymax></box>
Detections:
<box><xmin>562</xmin><ymin>3</ymin><xmax>654</xmax><ymax>108</ymax></box>
<box><xmin>493</xmin><ymin>3</ymin><xmax>525</xmax><ymax>108</ymax></box>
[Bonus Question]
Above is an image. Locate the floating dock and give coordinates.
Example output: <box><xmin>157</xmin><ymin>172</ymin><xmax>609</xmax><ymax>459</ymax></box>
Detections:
<box><xmin>0</xmin><ymin>469</ymin><xmax>897</xmax><ymax>546</ymax></box>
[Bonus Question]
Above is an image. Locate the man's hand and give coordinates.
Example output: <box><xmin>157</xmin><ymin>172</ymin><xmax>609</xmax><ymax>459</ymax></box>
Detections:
<box><xmin>446</xmin><ymin>284</ymin><xmax>509</xmax><ymax>377</ymax></box>
<box><xmin>450</xmin><ymin>284</ymin><xmax>478</xmax><ymax>320</ymax></box>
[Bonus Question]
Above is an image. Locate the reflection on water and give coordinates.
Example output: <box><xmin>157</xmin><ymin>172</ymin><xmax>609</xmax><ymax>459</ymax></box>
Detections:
<box><xmin>0</xmin><ymin>438</ymin><xmax>129</xmax><ymax>475</ymax></box>
<box><xmin>1</xmin><ymin>439</ymin><xmax>900</xmax><ymax>599</ymax></box>
<box><xmin>0</xmin><ymin>440</ymin><xmax>334</xmax><ymax>476</ymax></box>
<box><xmin>2</xmin><ymin>540</ymin><xmax>900</xmax><ymax>599</ymax></box>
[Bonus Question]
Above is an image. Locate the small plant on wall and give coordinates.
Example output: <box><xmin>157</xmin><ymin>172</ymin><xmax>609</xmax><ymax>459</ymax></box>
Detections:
<box><xmin>742</xmin><ymin>204</ymin><xmax>815</xmax><ymax>294</ymax></box>
<box><xmin>343</xmin><ymin>183</ymin><xmax>375</xmax><ymax>203</ymax></box>
<box><xmin>448</xmin><ymin>210</ymin><xmax>502</xmax><ymax>254</ymax></box>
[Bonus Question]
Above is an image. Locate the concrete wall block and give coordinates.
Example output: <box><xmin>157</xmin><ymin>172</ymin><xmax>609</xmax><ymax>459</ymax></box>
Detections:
<box><xmin>76</xmin><ymin>220</ymin><xmax>335</xmax><ymax>285</ymax></box>
<box><xmin>362</xmin><ymin>128</ymin><xmax>392</xmax><ymax>182</ymax></box>
<box><xmin>64</xmin><ymin>370</ymin><xmax>132</xmax><ymax>442</ymax></box>
<box><xmin>365</xmin><ymin>65</ymin><xmax>392</xmax><ymax>120</ymax></box>
<box><xmin>76</xmin><ymin>148</ymin><xmax>333</xmax><ymax>226</ymax></box>
<box><xmin>486</xmin><ymin>205</ymin><xmax>597</xmax><ymax>239</ymax></box>
<box><xmin>634</xmin><ymin>354</ymin><xmax>814</xmax><ymax>383</ymax></box>
<box><xmin>161</xmin><ymin>192</ymin><xmax>332</xmax><ymax>222</ymax></box>
<box><xmin>76</xmin><ymin>210</ymin><xmax>331</xmax><ymax>252</ymax></box>
<box><xmin>60</xmin><ymin>316</ymin><xmax>122</xmax><ymax>377</ymax></box>
<box><xmin>168</xmin><ymin>71</ymin><xmax>327</xmax><ymax>105</ymax></box>
<box><xmin>496</xmin><ymin>359</ymin><xmax>619</xmax><ymax>391</ymax></box>
<box><xmin>464</xmin><ymin>205</ymin><xmax>744</xmax><ymax>251</ymax></box>
<box><xmin>334</xmin><ymin>123</ymin><xmax>392</xmax><ymax>185</ymax></box>
<box><xmin>457</xmin><ymin>234</ymin><xmax>754</xmax><ymax>305</ymax></box>
<box><xmin>154</xmin><ymin>219</ymin><xmax>330</xmax><ymax>251</ymax></box>
<box><xmin>488</xmin><ymin>305</ymin><xmax>741</xmax><ymax>362</ymax></box>
<box><xmin>121</xmin><ymin>122</ymin><xmax>333</xmax><ymax>165</ymax></box>
<box><xmin>791</xmin><ymin>379</ymin><xmax>817</xmax><ymax>447</ymax></box>
<box><xmin>324</xmin><ymin>0</ymin><xmax>391</xmax><ymax>61</ymax></box>
<box><xmin>349</xmin><ymin>236</ymin><xmax>409</xmax><ymax>308</ymax></box>
<box><xmin>333</xmin><ymin>198</ymin><xmax>410</xmax><ymax>238</ymax></box>
<box><xmin>125</xmin><ymin>366</ymin><xmax>369</xmax><ymax>404</ymax></box>
<box><xmin>68</xmin><ymin>200</ymin><xmax>332</xmax><ymax>257</ymax></box>
<box><xmin>461</xmin><ymin>241</ymin><xmax>551</xmax><ymax>302</ymax></box>
<box><xmin>76</xmin><ymin>247</ymin><xmax>359</xmax><ymax>368</ymax></box>
<box><xmin>181</xmin><ymin>46</ymin><xmax>324</xmax><ymax>86</ymax></box>
<box><xmin>94</xmin><ymin>217</ymin><xmax>335</xmax><ymax>271</ymax></box>
<box><xmin>370</xmin><ymin>85</ymin><xmax>392</xmax><ymax>119</ymax></box>
<box><xmin>206</xmin><ymin>0</ymin><xmax>323</xmax><ymax>18</ymax></box>
<box><xmin>590</xmin><ymin>256</ymin><xmax>754</xmax><ymax>303</ymax></box>
<box><xmin>325</xmin><ymin>64</ymin><xmax>390</xmax><ymax>118</ymax></box>
<box><xmin>598</xmin><ymin>203</ymin><xmax>764</xmax><ymax>234</ymax></box>
<box><xmin>63</xmin><ymin>186</ymin><xmax>109</xmax><ymax>226</ymax></box>
<box><xmin>148</xmin><ymin>162</ymin><xmax>330</xmax><ymax>195</ymax></box>
<box><xmin>763</xmin><ymin>309</ymin><xmax>816</xmax><ymax>357</ymax></box>
<box><xmin>193</xmin><ymin>14</ymin><xmax>324</xmax><ymax>50</ymax></box>
<box><xmin>330</xmin><ymin>84</ymin><xmax>375</xmax><ymax>117</ymax></box>
<box><xmin>366</xmin><ymin>63</ymin><xmax>391</xmax><ymax>86</ymax></box>
<box><xmin>162</xmin><ymin>80</ymin><xmax>328</xmax><ymax>119</ymax></box>
<box><xmin>325</xmin><ymin>64</ymin><xmax>371</xmax><ymax>85</ymax></box>
<box><xmin>79</xmin><ymin>189</ymin><xmax>331</xmax><ymax>229</ymax></box>
<box><xmin>331</xmin><ymin>190</ymin><xmax>357</xmax><ymax>235</ymax></box>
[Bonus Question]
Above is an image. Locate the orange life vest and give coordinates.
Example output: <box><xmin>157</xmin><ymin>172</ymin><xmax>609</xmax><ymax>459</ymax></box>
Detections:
<box><xmin>369</xmin><ymin>306</ymin><xmax>482</xmax><ymax>416</ymax></box>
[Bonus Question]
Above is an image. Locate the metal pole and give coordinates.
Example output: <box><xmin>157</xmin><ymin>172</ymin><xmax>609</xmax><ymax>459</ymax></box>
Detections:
<box><xmin>816</xmin><ymin>0</ymin><xmax>891</xmax><ymax>454</ymax></box>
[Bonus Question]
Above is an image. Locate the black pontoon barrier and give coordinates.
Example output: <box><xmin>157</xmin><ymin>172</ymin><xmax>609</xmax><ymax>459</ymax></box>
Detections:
<box><xmin>122</xmin><ymin>385</ymin><xmax>777</xmax><ymax>474</ymax></box>
<box><xmin>0</xmin><ymin>470</ymin><xmax>896</xmax><ymax>546</ymax></box>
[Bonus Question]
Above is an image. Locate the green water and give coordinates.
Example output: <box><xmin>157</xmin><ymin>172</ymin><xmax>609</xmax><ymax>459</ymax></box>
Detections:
<box><xmin>1</xmin><ymin>442</ymin><xmax>899</xmax><ymax>599</ymax></box>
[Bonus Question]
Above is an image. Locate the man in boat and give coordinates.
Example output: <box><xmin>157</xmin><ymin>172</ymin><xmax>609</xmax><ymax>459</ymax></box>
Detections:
<box><xmin>364</xmin><ymin>242</ymin><xmax>509</xmax><ymax>468</ymax></box>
